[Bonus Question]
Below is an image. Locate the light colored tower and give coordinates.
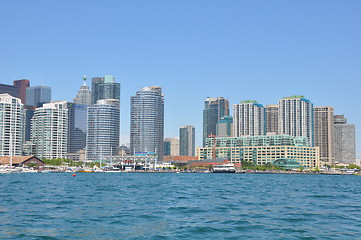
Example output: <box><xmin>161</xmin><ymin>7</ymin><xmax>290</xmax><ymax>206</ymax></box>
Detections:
<box><xmin>334</xmin><ymin>115</ymin><xmax>356</xmax><ymax>164</ymax></box>
<box><xmin>278</xmin><ymin>96</ymin><xmax>314</xmax><ymax>146</ymax></box>
<box><xmin>314</xmin><ymin>107</ymin><xmax>335</xmax><ymax>165</ymax></box>
<box><xmin>0</xmin><ymin>94</ymin><xmax>25</xmax><ymax>156</ymax></box>
<box><xmin>164</xmin><ymin>137</ymin><xmax>180</xmax><ymax>156</ymax></box>
<box><xmin>86</xmin><ymin>99</ymin><xmax>120</xmax><ymax>162</ymax></box>
<box><xmin>130</xmin><ymin>86</ymin><xmax>164</xmax><ymax>160</ymax></box>
<box><xmin>180</xmin><ymin>126</ymin><xmax>195</xmax><ymax>156</ymax></box>
<box><xmin>233</xmin><ymin>100</ymin><xmax>265</xmax><ymax>137</ymax></box>
<box><xmin>203</xmin><ymin>97</ymin><xmax>229</xmax><ymax>146</ymax></box>
<box><xmin>73</xmin><ymin>75</ymin><xmax>91</xmax><ymax>105</ymax></box>
<box><xmin>266</xmin><ymin>104</ymin><xmax>279</xmax><ymax>135</ymax></box>
<box><xmin>31</xmin><ymin>101</ymin><xmax>68</xmax><ymax>159</ymax></box>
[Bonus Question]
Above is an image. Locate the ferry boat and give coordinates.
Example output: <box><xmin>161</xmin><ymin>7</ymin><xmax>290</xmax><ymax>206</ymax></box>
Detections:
<box><xmin>212</xmin><ymin>164</ymin><xmax>236</xmax><ymax>173</ymax></box>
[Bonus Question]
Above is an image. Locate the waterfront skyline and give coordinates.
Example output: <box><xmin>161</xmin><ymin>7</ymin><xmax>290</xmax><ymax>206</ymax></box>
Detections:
<box><xmin>0</xmin><ymin>1</ymin><xmax>360</xmax><ymax>156</ymax></box>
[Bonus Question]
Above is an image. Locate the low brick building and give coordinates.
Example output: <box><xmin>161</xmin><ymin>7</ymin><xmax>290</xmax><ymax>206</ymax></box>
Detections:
<box><xmin>0</xmin><ymin>156</ymin><xmax>44</xmax><ymax>167</ymax></box>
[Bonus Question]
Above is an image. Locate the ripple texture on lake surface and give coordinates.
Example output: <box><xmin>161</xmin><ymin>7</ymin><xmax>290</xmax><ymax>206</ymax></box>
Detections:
<box><xmin>0</xmin><ymin>173</ymin><xmax>361</xmax><ymax>239</ymax></box>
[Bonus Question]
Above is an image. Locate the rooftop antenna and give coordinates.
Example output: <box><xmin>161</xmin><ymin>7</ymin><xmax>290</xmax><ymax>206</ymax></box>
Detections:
<box><xmin>41</xmin><ymin>72</ymin><xmax>45</xmax><ymax>86</ymax></box>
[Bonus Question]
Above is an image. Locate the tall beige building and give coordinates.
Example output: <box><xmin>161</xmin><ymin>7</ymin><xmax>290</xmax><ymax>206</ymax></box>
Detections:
<box><xmin>265</xmin><ymin>104</ymin><xmax>279</xmax><ymax>135</ymax></box>
<box><xmin>314</xmin><ymin>107</ymin><xmax>335</xmax><ymax>165</ymax></box>
<box><xmin>164</xmin><ymin>137</ymin><xmax>179</xmax><ymax>156</ymax></box>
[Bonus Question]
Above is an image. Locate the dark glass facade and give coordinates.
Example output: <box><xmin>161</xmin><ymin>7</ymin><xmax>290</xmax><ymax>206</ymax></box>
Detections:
<box><xmin>203</xmin><ymin>97</ymin><xmax>229</xmax><ymax>146</ymax></box>
<box><xmin>67</xmin><ymin>103</ymin><xmax>88</xmax><ymax>154</ymax></box>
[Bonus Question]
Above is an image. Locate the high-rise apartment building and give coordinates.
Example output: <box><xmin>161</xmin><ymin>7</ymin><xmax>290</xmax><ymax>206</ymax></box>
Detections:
<box><xmin>26</xmin><ymin>85</ymin><xmax>51</xmax><ymax>108</ymax></box>
<box><xmin>164</xmin><ymin>137</ymin><xmax>180</xmax><ymax>156</ymax></box>
<box><xmin>334</xmin><ymin>115</ymin><xmax>356</xmax><ymax>164</ymax></box>
<box><xmin>13</xmin><ymin>79</ymin><xmax>30</xmax><ymax>104</ymax></box>
<box><xmin>314</xmin><ymin>107</ymin><xmax>335</xmax><ymax>165</ymax></box>
<box><xmin>180</xmin><ymin>126</ymin><xmax>195</xmax><ymax>156</ymax></box>
<box><xmin>31</xmin><ymin>101</ymin><xmax>68</xmax><ymax>159</ymax></box>
<box><xmin>86</xmin><ymin>99</ymin><xmax>120</xmax><ymax>162</ymax></box>
<box><xmin>73</xmin><ymin>76</ymin><xmax>91</xmax><ymax>105</ymax></box>
<box><xmin>216</xmin><ymin>116</ymin><xmax>233</xmax><ymax>137</ymax></box>
<box><xmin>266</xmin><ymin>104</ymin><xmax>279</xmax><ymax>135</ymax></box>
<box><xmin>278</xmin><ymin>96</ymin><xmax>314</xmax><ymax>146</ymax></box>
<box><xmin>91</xmin><ymin>75</ymin><xmax>120</xmax><ymax>104</ymax></box>
<box><xmin>203</xmin><ymin>97</ymin><xmax>229</xmax><ymax>146</ymax></box>
<box><xmin>130</xmin><ymin>86</ymin><xmax>164</xmax><ymax>159</ymax></box>
<box><xmin>0</xmin><ymin>94</ymin><xmax>25</xmax><ymax>156</ymax></box>
<box><xmin>233</xmin><ymin>100</ymin><xmax>266</xmax><ymax>137</ymax></box>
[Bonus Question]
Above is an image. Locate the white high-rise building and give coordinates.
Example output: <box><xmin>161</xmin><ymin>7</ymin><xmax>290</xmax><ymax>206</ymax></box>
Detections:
<box><xmin>233</xmin><ymin>100</ymin><xmax>265</xmax><ymax>137</ymax></box>
<box><xmin>278</xmin><ymin>96</ymin><xmax>314</xmax><ymax>146</ymax></box>
<box><xmin>31</xmin><ymin>101</ymin><xmax>68</xmax><ymax>159</ymax></box>
<box><xmin>0</xmin><ymin>94</ymin><xmax>25</xmax><ymax>156</ymax></box>
<box><xmin>86</xmin><ymin>99</ymin><xmax>120</xmax><ymax>162</ymax></box>
<box><xmin>130</xmin><ymin>86</ymin><xmax>164</xmax><ymax>160</ymax></box>
<box><xmin>334</xmin><ymin>115</ymin><xmax>356</xmax><ymax>164</ymax></box>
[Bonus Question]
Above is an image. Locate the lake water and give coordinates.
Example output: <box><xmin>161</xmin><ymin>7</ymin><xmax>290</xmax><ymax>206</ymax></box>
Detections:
<box><xmin>0</xmin><ymin>173</ymin><xmax>361</xmax><ymax>239</ymax></box>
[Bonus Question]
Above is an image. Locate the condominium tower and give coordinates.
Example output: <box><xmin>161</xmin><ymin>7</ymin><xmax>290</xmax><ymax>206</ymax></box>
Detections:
<box><xmin>203</xmin><ymin>97</ymin><xmax>229</xmax><ymax>146</ymax></box>
<box><xmin>266</xmin><ymin>104</ymin><xmax>279</xmax><ymax>135</ymax></box>
<box><xmin>31</xmin><ymin>101</ymin><xmax>68</xmax><ymax>159</ymax></box>
<box><xmin>86</xmin><ymin>99</ymin><xmax>120</xmax><ymax>162</ymax></box>
<box><xmin>314</xmin><ymin>107</ymin><xmax>335</xmax><ymax>165</ymax></box>
<box><xmin>130</xmin><ymin>86</ymin><xmax>164</xmax><ymax>159</ymax></box>
<box><xmin>278</xmin><ymin>96</ymin><xmax>314</xmax><ymax>146</ymax></box>
<box><xmin>0</xmin><ymin>94</ymin><xmax>25</xmax><ymax>156</ymax></box>
<box><xmin>334</xmin><ymin>115</ymin><xmax>356</xmax><ymax>164</ymax></box>
<box><xmin>180</xmin><ymin>126</ymin><xmax>195</xmax><ymax>156</ymax></box>
<box><xmin>91</xmin><ymin>75</ymin><xmax>120</xmax><ymax>104</ymax></box>
<box><xmin>164</xmin><ymin>137</ymin><xmax>180</xmax><ymax>156</ymax></box>
<box><xmin>233</xmin><ymin>100</ymin><xmax>266</xmax><ymax>137</ymax></box>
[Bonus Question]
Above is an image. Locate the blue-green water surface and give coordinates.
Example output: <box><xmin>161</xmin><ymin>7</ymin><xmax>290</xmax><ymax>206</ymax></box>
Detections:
<box><xmin>0</xmin><ymin>173</ymin><xmax>361</xmax><ymax>239</ymax></box>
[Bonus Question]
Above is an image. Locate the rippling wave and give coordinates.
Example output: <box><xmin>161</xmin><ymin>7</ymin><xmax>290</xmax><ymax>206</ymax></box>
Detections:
<box><xmin>0</xmin><ymin>173</ymin><xmax>360</xmax><ymax>239</ymax></box>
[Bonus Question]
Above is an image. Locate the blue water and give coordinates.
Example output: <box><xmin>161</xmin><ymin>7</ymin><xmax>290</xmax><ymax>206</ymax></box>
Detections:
<box><xmin>0</xmin><ymin>173</ymin><xmax>361</xmax><ymax>239</ymax></box>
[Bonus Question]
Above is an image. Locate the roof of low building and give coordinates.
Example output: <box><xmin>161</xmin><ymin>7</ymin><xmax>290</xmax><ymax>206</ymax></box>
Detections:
<box><xmin>0</xmin><ymin>156</ymin><xmax>43</xmax><ymax>164</ymax></box>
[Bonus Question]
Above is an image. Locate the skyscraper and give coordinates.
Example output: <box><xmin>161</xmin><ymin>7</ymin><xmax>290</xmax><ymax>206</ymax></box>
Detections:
<box><xmin>31</xmin><ymin>101</ymin><xmax>68</xmax><ymax>159</ymax></box>
<box><xmin>216</xmin><ymin>116</ymin><xmax>233</xmax><ymax>137</ymax></box>
<box><xmin>314</xmin><ymin>107</ymin><xmax>335</xmax><ymax>165</ymax></box>
<box><xmin>130</xmin><ymin>86</ymin><xmax>164</xmax><ymax>159</ymax></box>
<box><xmin>67</xmin><ymin>103</ymin><xmax>88</xmax><ymax>158</ymax></box>
<box><xmin>13</xmin><ymin>79</ymin><xmax>30</xmax><ymax>104</ymax></box>
<box><xmin>203</xmin><ymin>97</ymin><xmax>229</xmax><ymax>146</ymax></box>
<box><xmin>265</xmin><ymin>104</ymin><xmax>279</xmax><ymax>135</ymax></box>
<box><xmin>334</xmin><ymin>115</ymin><xmax>356</xmax><ymax>164</ymax></box>
<box><xmin>164</xmin><ymin>137</ymin><xmax>180</xmax><ymax>156</ymax></box>
<box><xmin>233</xmin><ymin>100</ymin><xmax>266</xmax><ymax>137</ymax></box>
<box><xmin>180</xmin><ymin>126</ymin><xmax>195</xmax><ymax>156</ymax></box>
<box><xmin>91</xmin><ymin>75</ymin><xmax>120</xmax><ymax>104</ymax></box>
<box><xmin>278</xmin><ymin>96</ymin><xmax>314</xmax><ymax>146</ymax></box>
<box><xmin>86</xmin><ymin>99</ymin><xmax>120</xmax><ymax>162</ymax></box>
<box><xmin>26</xmin><ymin>85</ymin><xmax>51</xmax><ymax>108</ymax></box>
<box><xmin>73</xmin><ymin>76</ymin><xmax>91</xmax><ymax>105</ymax></box>
<box><xmin>0</xmin><ymin>83</ymin><xmax>19</xmax><ymax>99</ymax></box>
<box><xmin>0</xmin><ymin>94</ymin><xmax>25</xmax><ymax>156</ymax></box>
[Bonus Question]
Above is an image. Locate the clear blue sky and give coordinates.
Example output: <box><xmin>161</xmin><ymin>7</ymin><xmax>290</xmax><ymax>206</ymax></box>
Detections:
<box><xmin>1</xmin><ymin>0</ymin><xmax>360</xmax><ymax>156</ymax></box>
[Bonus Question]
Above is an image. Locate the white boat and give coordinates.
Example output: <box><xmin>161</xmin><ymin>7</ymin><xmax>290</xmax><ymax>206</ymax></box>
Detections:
<box><xmin>212</xmin><ymin>164</ymin><xmax>236</xmax><ymax>173</ymax></box>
